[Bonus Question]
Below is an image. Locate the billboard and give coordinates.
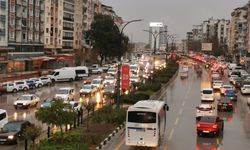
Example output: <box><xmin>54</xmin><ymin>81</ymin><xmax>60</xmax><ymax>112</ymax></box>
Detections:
<box><xmin>149</xmin><ymin>22</ymin><xmax>163</xmax><ymax>27</ymax></box>
<box><xmin>121</xmin><ymin>65</ymin><xmax>130</xmax><ymax>90</ymax></box>
<box><xmin>202</xmin><ymin>43</ymin><xmax>213</xmax><ymax>51</ymax></box>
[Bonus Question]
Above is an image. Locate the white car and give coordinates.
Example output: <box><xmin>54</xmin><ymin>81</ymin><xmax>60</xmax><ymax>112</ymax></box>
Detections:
<box><xmin>14</xmin><ymin>80</ymin><xmax>29</xmax><ymax>91</ymax></box>
<box><xmin>91</xmin><ymin>68</ymin><xmax>103</xmax><ymax>74</ymax></box>
<box><xmin>201</xmin><ymin>88</ymin><xmax>214</xmax><ymax>102</ymax></box>
<box><xmin>220</xmin><ymin>84</ymin><xmax>234</xmax><ymax>95</ymax></box>
<box><xmin>69</xmin><ymin>101</ymin><xmax>81</xmax><ymax>111</ymax></box>
<box><xmin>212</xmin><ymin>80</ymin><xmax>223</xmax><ymax>89</ymax></box>
<box><xmin>130</xmin><ymin>76</ymin><xmax>140</xmax><ymax>83</ymax></box>
<box><xmin>40</xmin><ymin>76</ymin><xmax>53</xmax><ymax>86</ymax></box>
<box><xmin>91</xmin><ymin>78</ymin><xmax>104</xmax><ymax>89</ymax></box>
<box><xmin>55</xmin><ymin>87</ymin><xmax>75</xmax><ymax>101</ymax></box>
<box><xmin>30</xmin><ymin>78</ymin><xmax>44</xmax><ymax>88</ymax></box>
<box><xmin>103</xmin><ymin>76</ymin><xmax>116</xmax><ymax>85</ymax></box>
<box><xmin>196</xmin><ymin>103</ymin><xmax>216</xmax><ymax>119</ymax></box>
<box><xmin>1</xmin><ymin>82</ymin><xmax>18</xmax><ymax>93</ymax></box>
<box><xmin>229</xmin><ymin>75</ymin><xmax>239</xmax><ymax>83</ymax></box>
<box><xmin>79</xmin><ymin>84</ymin><xmax>97</xmax><ymax>95</ymax></box>
<box><xmin>107</xmin><ymin>68</ymin><xmax>117</xmax><ymax>76</ymax></box>
<box><xmin>13</xmin><ymin>94</ymin><xmax>40</xmax><ymax>109</ymax></box>
<box><xmin>241</xmin><ymin>85</ymin><xmax>250</xmax><ymax>95</ymax></box>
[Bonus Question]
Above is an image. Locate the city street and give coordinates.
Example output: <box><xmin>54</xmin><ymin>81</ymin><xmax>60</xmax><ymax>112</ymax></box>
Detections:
<box><xmin>103</xmin><ymin>63</ymin><xmax>250</xmax><ymax>150</ymax></box>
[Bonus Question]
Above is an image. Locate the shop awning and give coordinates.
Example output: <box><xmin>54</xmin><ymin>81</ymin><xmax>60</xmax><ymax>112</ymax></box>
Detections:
<box><xmin>31</xmin><ymin>56</ymin><xmax>55</xmax><ymax>61</ymax></box>
<box><xmin>56</xmin><ymin>56</ymin><xmax>74</xmax><ymax>61</ymax></box>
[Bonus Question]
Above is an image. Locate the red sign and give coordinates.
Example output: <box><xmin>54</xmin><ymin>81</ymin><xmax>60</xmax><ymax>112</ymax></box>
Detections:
<box><xmin>122</xmin><ymin>65</ymin><xmax>130</xmax><ymax>90</ymax></box>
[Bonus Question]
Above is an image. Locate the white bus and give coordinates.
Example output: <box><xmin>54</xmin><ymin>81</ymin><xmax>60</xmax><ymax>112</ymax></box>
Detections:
<box><xmin>126</xmin><ymin>100</ymin><xmax>169</xmax><ymax>147</ymax></box>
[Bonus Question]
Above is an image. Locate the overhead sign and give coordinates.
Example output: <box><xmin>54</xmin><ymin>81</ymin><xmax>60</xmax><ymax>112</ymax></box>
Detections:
<box><xmin>122</xmin><ymin>65</ymin><xmax>130</xmax><ymax>90</ymax></box>
<box><xmin>202</xmin><ymin>43</ymin><xmax>213</xmax><ymax>51</ymax></box>
<box><xmin>149</xmin><ymin>22</ymin><xmax>163</xmax><ymax>27</ymax></box>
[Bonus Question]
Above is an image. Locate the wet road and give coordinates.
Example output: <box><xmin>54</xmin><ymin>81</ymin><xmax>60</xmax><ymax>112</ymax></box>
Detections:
<box><xmin>104</xmin><ymin>64</ymin><xmax>250</xmax><ymax>150</ymax></box>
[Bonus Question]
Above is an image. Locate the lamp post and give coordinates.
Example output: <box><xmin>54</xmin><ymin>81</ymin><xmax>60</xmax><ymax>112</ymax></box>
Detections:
<box><xmin>143</xmin><ymin>30</ymin><xmax>167</xmax><ymax>71</ymax></box>
<box><xmin>116</xmin><ymin>19</ymin><xmax>142</xmax><ymax>108</ymax></box>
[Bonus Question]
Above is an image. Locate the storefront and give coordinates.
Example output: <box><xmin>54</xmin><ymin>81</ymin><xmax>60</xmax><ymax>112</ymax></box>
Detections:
<box><xmin>0</xmin><ymin>48</ymin><xmax>11</xmax><ymax>74</ymax></box>
<box><xmin>54</xmin><ymin>55</ymin><xmax>75</xmax><ymax>67</ymax></box>
<box><xmin>7</xmin><ymin>59</ymin><xmax>26</xmax><ymax>73</ymax></box>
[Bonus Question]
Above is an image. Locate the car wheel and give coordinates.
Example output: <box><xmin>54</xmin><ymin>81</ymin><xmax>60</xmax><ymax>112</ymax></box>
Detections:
<box><xmin>14</xmin><ymin>106</ymin><xmax>17</xmax><ymax>109</ymax></box>
<box><xmin>69</xmin><ymin>78</ymin><xmax>73</xmax><ymax>82</ymax></box>
<box><xmin>47</xmin><ymin>82</ymin><xmax>52</xmax><ymax>86</ymax></box>
<box><xmin>12</xmin><ymin>89</ymin><xmax>17</xmax><ymax>93</ymax></box>
<box><xmin>23</xmin><ymin>87</ymin><xmax>28</xmax><ymax>91</ymax></box>
<box><xmin>38</xmin><ymin>84</ymin><xmax>42</xmax><ymax>88</ymax></box>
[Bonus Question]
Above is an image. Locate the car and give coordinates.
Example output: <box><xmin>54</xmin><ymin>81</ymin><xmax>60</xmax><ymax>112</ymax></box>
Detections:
<box><xmin>240</xmin><ymin>84</ymin><xmax>250</xmax><ymax>95</ymax></box>
<box><xmin>0</xmin><ymin>109</ymin><xmax>8</xmax><ymax>129</ymax></box>
<box><xmin>231</xmin><ymin>76</ymin><xmax>241</xmax><ymax>85</ymax></box>
<box><xmin>229</xmin><ymin>75</ymin><xmax>239</xmax><ymax>83</ymax></box>
<box><xmin>196</xmin><ymin>104</ymin><xmax>216</xmax><ymax>120</ymax></box>
<box><xmin>79</xmin><ymin>84</ymin><xmax>98</xmax><ymax>96</ymax></box>
<box><xmin>103</xmin><ymin>85</ymin><xmax>115</xmax><ymax>95</ymax></box>
<box><xmin>13</xmin><ymin>94</ymin><xmax>40</xmax><ymax>109</ymax></box>
<box><xmin>220</xmin><ymin>84</ymin><xmax>234</xmax><ymax>95</ymax></box>
<box><xmin>0</xmin><ymin>120</ymin><xmax>31</xmax><ymax>144</ymax></box>
<box><xmin>82</xmin><ymin>79</ymin><xmax>92</xmax><ymax>85</ymax></box>
<box><xmin>130</xmin><ymin>76</ymin><xmax>140</xmax><ymax>83</ymax></box>
<box><xmin>29</xmin><ymin>78</ymin><xmax>43</xmax><ymax>88</ymax></box>
<box><xmin>211</xmin><ymin>76</ymin><xmax>222</xmax><ymax>84</ymax></box>
<box><xmin>217</xmin><ymin>97</ymin><xmax>233</xmax><ymax>112</ymax></box>
<box><xmin>25</xmin><ymin>80</ymin><xmax>36</xmax><ymax>89</ymax></box>
<box><xmin>212</xmin><ymin>80</ymin><xmax>223</xmax><ymax>90</ymax></box>
<box><xmin>234</xmin><ymin>80</ymin><xmax>244</xmax><ymax>89</ymax></box>
<box><xmin>211</xmin><ymin>71</ymin><xmax>220</xmax><ymax>78</ymax></box>
<box><xmin>224</xmin><ymin>90</ymin><xmax>237</xmax><ymax>101</ymax></box>
<box><xmin>201</xmin><ymin>88</ymin><xmax>214</xmax><ymax>102</ymax></box>
<box><xmin>0</xmin><ymin>82</ymin><xmax>18</xmax><ymax>93</ymax></box>
<box><xmin>196</xmin><ymin>116</ymin><xmax>224</xmax><ymax>137</ymax></box>
<box><xmin>40</xmin><ymin>76</ymin><xmax>53</xmax><ymax>86</ymax></box>
<box><xmin>103</xmin><ymin>76</ymin><xmax>116</xmax><ymax>85</ymax></box>
<box><xmin>40</xmin><ymin>97</ymin><xmax>54</xmax><ymax>108</ymax></box>
<box><xmin>91</xmin><ymin>78</ymin><xmax>104</xmax><ymax>89</ymax></box>
<box><xmin>55</xmin><ymin>87</ymin><xmax>75</xmax><ymax>101</ymax></box>
<box><xmin>0</xmin><ymin>85</ymin><xmax>6</xmax><ymax>94</ymax></box>
<box><xmin>14</xmin><ymin>81</ymin><xmax>29</xmax><ymax>91</ymax></box>
<box><xmin>68</xmin><ymin>101</ymin><xmax>81</xmax><ymax>111</ymax></box>
<box><xmin>107</xmin><ymin>68</ymin><xmax>117</xmax><ymax>76</ymax></box>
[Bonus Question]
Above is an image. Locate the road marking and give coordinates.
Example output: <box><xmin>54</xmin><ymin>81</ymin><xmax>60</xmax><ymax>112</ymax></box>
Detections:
<box><xmin>179</xmin><ymin>109</ymin><xmax>183</xmax><ymax>115</ymax></box>
<box><xmin>115</xmin><ymin>138</ymin><xmax>125</xmax><ymax>150</ymax></box>
<box><xmin>174</xmin><ymin>117</ymin><xmax>179</xmax><ymax>126</ymax></box>
<box><xmin>182</xmin><ymin>101</ymin><xmax>186</xmax><ymax>106</ymax></box>
<box><xmin>168</xmin><ymin>128</ymin><xmax>174</xmax><ymax>141</ymax></box>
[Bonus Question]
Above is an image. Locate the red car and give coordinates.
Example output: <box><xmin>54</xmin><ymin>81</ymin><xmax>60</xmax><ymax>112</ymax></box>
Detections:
<box><xmin>0</xmin><ymin>86</ymin><xmax>6</xmax><ymax>94</ymax></box>
<box><xmin>196</xmin><ymin>116</ymin><xmax>224</xmax><ymax>137</ymax></box>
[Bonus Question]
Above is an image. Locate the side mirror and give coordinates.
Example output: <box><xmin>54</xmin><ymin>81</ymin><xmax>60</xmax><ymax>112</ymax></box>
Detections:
<box><xmin>164</xmin><ymin>104</ymin><xmax>169</xmax><ymax>111</ymax></box>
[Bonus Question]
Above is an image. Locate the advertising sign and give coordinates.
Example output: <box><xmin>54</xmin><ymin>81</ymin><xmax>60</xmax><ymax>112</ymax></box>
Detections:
<box><xmin>149</xmin><ymin>22</ymin><xmax>163</xmax><ymax>27</ymax></box>
<box><xmin>201</xmin><ymin>43</ymin><xmax>213</xmax><ymax>51</ymax></box>
<box><xmin>122</xmin><ymin>65</ymin><xmax>130</xmax><ymax>90</ymax></box>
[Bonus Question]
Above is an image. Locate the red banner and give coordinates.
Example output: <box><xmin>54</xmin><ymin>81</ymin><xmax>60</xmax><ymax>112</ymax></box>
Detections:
<box><xmin>122</xmin><ymin>65</ymin><xmax>130</xmax><ymax>90</ymax></box>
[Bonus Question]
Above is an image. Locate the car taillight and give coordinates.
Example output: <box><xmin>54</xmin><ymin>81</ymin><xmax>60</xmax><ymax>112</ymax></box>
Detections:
<box><xmin>212</xmin><ymin>124</ymin><xmax>218</xmax><ymax>129</ymax></box>
<box><xmin>209</xmin><ymin>110</ymin><xmax>212</xmax><ymax>113</ymax></box>
<box><xmin>196</xmin><ymin>123</ymin><xmax>201</xmax><ymax>127</ymax></box>
<box><xmin>229</xmin><ymin>103</ymin><xmax>233</xmax><ymax>106</ymax></box>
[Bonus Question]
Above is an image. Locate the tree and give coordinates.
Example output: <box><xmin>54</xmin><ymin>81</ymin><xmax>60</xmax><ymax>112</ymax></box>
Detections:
<box><xmin>35</xmin><ymin>99</ymin><xmax>76</xmax><ymax>137</ymax></box>
<box><xmin>82</xmin><ymin>98</ymin><xmax>96</xmax><ymax>132</ymax></box>
<box><xmin>86</xmin><ymin>14</ymin><xmax>129</xmax><ymax>65</ymax></box>
<box><xmin>23</xmin><ymin>124</ymin><xmax>42</xmax><ymax>149</ymax></box>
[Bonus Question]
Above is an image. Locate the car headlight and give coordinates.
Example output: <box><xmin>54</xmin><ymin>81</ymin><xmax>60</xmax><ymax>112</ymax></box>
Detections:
<box><xmin>23</xmin><ymin>103</ymin><xmax>26</xmax><ymax>105</ymax></box>
<box><xmin>8</xmin><ymin>135</ymin><xmax>14</xmax><ymax>140</ymax></box>
<box><xmin>41</xmin><ymin>104</ymin><xmax>44</xmax><ymax>108</ymax></box>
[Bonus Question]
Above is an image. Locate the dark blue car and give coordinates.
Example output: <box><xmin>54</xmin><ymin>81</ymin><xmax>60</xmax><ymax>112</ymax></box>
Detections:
<box><xmin>25</xmin><ymin>80</ymin><xmax>36</xmax><ymax>89</ymax></box>
<box><xmin>225</xmin><ymin>90</ymin><xmax>237</xmax><ymax>101</ymax></box>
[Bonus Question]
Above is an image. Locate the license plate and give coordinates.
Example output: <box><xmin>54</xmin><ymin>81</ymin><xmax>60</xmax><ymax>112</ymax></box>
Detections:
<box><xmin>0</xmin><ymin>139</ymin><xmax>6</xmax><ymax>142</ymax></box>
<box><xmin>203</xmin><ymin>131</ymin><xmax>209</xmax><ymax>133</ymax></box>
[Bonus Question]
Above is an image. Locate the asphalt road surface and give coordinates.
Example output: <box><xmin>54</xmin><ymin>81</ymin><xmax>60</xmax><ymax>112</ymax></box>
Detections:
<box><xmin>103</xmin><ymin>64</ymin><xmax>250</xmax><ymax>150</ymax></box>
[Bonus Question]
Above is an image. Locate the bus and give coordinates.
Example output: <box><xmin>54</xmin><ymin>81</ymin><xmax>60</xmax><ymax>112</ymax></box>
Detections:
<box><xmin>125</xmin><ymin>100</ymin><xmax>169</xmax><ymax>147</ymax></box>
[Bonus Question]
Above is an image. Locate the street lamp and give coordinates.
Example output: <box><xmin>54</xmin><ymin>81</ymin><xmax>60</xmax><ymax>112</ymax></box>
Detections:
<box><xmin>115</xmin><ymin>19</ymin><xmax>142</xmax><ymax>108</ymax></box>
<box><xmin>143</xmin><ymin>30</ymin><xmax>167</xmax><ymax>71</ymax></box>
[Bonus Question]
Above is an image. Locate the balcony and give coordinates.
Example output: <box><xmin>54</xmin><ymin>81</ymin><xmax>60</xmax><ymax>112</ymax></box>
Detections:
<box><xmin>62</xmin><ymin>45</ymin><xmax>73</xmax><ymax>49</ymax></box>
<box><xmin>0</xmin><ymin>1</ymin><xmax>6</xmax><ymax>9</ymax></box>
<box><xmin>64</xmin><ymin>0</ymin><xmax>74</xmax><ymax>4</ymax></box>
<box><xmin>0</xmin><ymin>28</ymin><xmax>5</xmax><ymax>36</ymax></box>
<box><xmin>63</xmin><ymin>17</ymin><xmax>74</xmax><ymax>22</ymax></box>
<box><xmin>63</xmin><ymin>26</ymin><xmax>74</xmax><ymax>31</ymax></box>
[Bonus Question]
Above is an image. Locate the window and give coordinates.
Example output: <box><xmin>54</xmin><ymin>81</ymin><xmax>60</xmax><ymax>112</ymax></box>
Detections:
<box><xmin>128</xmin><ymin>111</ymin><xmax>156</xmax><ymax>123</ymax></box>
<box><xmin>0</xmin><ymin>112</ymin><xmax>6</xmax><ymax>121</ymax></box>
<box><xmin>23</xmin><ymin>33</ymin><xmax>26</xmax><ymax>40</ymax></box>
<box><xmin>46</xmin><ymin>28</ymin><xmax>49</xmax><ymax>33</ymax></box>
<box><xmin>46</xmin><ymin>38</ymin><xmax>48</xmax><ymax>44</ymax></box>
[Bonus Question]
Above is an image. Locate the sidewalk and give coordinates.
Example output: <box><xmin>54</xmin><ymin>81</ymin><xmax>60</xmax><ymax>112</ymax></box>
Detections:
<box><xmin>0</xmin><ymin>70</ymin><xmax>51</xmax><ymax>83</ymax></box>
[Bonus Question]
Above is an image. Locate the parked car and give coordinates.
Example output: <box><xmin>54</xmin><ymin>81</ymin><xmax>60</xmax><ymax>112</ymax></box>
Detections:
<box><xmin>25</xmin><ymin>80</ymin><xmax>36</xmax><ymax>89</ymax></box>
<box><xmin>224</xmin><ymin>90</ymin><xmax>237</xmax><ymax>101</ymax></box>
<box><xmin>55</xmin><ymin>87</ymin><xmax>75</xmax><ymax>101</ymax></box>
<box><xmin>13</xmin><ymin>94</ymin><xmax>40</xmax><ymax>109</ymax></box>
<box><xmin>29</xmin><ymin>78</ymin><xmax>43</xmax><ymax>88</ymax></box>
<box><xmin>0</xmin><ymin>85</ymin><xmax>6</xmax><ymax>94</ymax></box>
<box><xmin>0</xmin><ymin>109</ymin><xmax>8</xmax><ymax>129</ymax></box>
<box><xmin>0</xmin><ymin>120</ymin><xmax>31</xmax><ymax>144</ymax></box>
<box><xmin>0</xmin><ymin>82</ymin><xmax>18</xmax><ymax>93</ymax></box>
<box><xmin>79</xmin><ymin>84</ymin><xmax>97</xmax><ymax>96</ymax></box>
<box><xmin>201</xmin><ymin>88</ymin><xmax>214</xmax><ymax>102</ymax></box>
<box><xmin>240</xmin><ymin>84</ymin><xmax>250</xmax><ymax>95</ymax></box>
<box><xmin>40</xmin><ymin>76</ymin><xmax>53</xmax><ymax>86</ymax></box>
<box><xmin>196</xmin><ymin>104</ymin><xmax>216</xmax><ymax>120</ymax></box>
<box><xmin>196</xmin><ymin>116</ymin><xmax>224</xmax><ymax>137</ymax></box>
<box><xmin>14</xmin><ymin>81</ymin><xmax>29</xmax><ymax>91</ymax></box>
<box><xmin>217</xmin><ymin>97</ymin><xmax>233</xmax><ymax>112</ymax></box>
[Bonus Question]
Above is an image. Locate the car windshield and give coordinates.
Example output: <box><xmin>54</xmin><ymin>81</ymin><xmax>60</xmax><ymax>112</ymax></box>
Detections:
<box><xmin>200</xmin><ymin>117</ymin><xmax>216</xmax><ymax>123</ymax></box>
<box><xmin>57</xmin><ymin>89</ymin><xmax>69</xmax><ymax>94</ymax></box>
<box><xmin>105</xmin><ymin>86</ymin><xmax>115</xmax><ymax>90</ymax></box>
<box><xmin>83</xmin><ymin>85</ymin><xmax>91</xmax><ymax>89</ymax></box>
<box><xmin>203</xmin><ymin>90</ymin><xmax>212</xmax><ymax>94</ymax></box>
<box><xmin>106</xmin><ymin>77</ymin><xmax>114</xmax><ymax>80</ymax></box>
<box><xmin>92</xmin><ymin>80</ymin><xmax>101</xmax><ymax>84</ymax></box>
<box><xmin>2</xmin><ymin>122</ymin><xmax>22</xmax><ymax>132</ymax></box>
<box><xmin>18</xmin><ymin>96</ymin><xmax>32</xmax><ymax>101</ymax></box>
<box><xmin>16</xmin><ymin>82</ymin><xmax>24</xmax><ymax>85</ymax></box>
<box><xmin>198</xmin><ymin>106</ymin><xmax>212</xmax><ymax>111</ymax></box>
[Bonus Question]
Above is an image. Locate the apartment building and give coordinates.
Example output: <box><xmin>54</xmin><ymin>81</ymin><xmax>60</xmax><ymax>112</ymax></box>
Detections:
<box><xmin>217</xmin><ymin>19</ymin><xmax>230</xmax><ymax>46</ymax></box>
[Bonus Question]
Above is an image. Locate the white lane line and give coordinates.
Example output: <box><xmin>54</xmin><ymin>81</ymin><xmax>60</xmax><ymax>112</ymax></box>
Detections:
<box><xmin>168</xmin><ymin>128</ymin><xmax>174</xmax><ymax>141</ymax></box>
<box><xmin>182</xmin><ymin>101</ymin><xmax>186</xmax><ymax>107</ymax></box>
<box><xmin>174</xmin><ymin>117</ymin><xmax>179</xmax><ymax>126</ymax></box>
<box><xmin>179</xmin><ymin>109</ymin><xmax>183</xmax><ymax>115</ymax></box>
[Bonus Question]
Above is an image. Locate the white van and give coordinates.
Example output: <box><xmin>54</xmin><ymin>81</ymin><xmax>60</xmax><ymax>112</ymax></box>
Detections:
<box><xmin>48</xmin><ymin>68</ymin><xmax>76</xmax><ymax>82</ymax></box>
<box><xmin>74</xmin><ymin>66</ymin><xmax>89</xmax><ymax>79</ymax></box>
<box><xmin>201</xmin><ymin>88</ymin><xmax>214</xmax><ymax>102</ymax></box>
<box><xmin>0</xmin><ymin>109</ymin><xmax>8</xmax><ymax>129</ymax></box>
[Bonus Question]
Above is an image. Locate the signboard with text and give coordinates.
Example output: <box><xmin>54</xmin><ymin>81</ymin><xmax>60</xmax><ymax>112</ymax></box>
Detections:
<box><xmin>122</xmin><ymin>65</ymin><xmax>130</xmax><ymax>90</ymax></box>
<box><xmin>201</xmin><ymin>43</ymin><xmax>213</xmax><ymax>51</ymax></box>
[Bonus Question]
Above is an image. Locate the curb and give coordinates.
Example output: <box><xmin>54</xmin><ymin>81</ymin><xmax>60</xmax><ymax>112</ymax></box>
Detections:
<box><xmin>96</xmin><ymin>122</ymin><xmax>125</xmax><ymax>150</ymax></box>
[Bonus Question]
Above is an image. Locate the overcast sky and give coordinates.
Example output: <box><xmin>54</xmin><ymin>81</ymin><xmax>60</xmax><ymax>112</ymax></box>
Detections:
<box><xmin>101</xmin><ymin>0</ymin><xmax>247</xmax><ymax>43</ymax></box>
